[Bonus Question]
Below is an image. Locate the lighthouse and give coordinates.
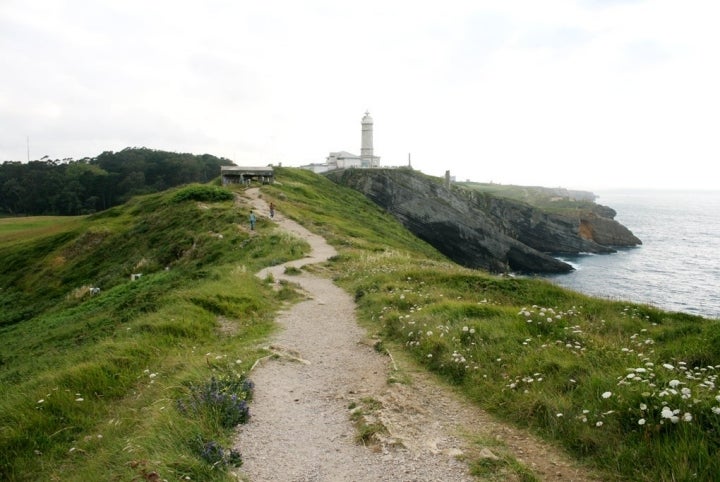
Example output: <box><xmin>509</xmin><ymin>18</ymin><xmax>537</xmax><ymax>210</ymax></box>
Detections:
<box><xmin>360</xmin><ymin>111</ymin><xmax>380</xmax><ymax>168</ymax></box>
<box><xmin>303</xmin><ymin>111</ymin><xmax>381</xmax><ymax>173</ymax></box>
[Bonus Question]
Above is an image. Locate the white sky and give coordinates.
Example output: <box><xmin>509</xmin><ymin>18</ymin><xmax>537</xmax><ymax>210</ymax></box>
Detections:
<box><xmin>1</xmin><ymin>0</ymin><xmax>718</xmax><ymax>190</ymax></box>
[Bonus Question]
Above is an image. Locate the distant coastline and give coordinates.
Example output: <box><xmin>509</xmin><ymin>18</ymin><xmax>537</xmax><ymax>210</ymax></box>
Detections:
<box><xmin>545</xmin><ymin>189</ymin><xmax>720</xmax><ymax>319</ymax></box>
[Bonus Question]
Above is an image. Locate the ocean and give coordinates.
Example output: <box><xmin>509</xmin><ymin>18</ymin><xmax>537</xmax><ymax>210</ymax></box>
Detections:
<box><xmin>543</xmin><ymin>190</ymin><xmax>720</xmax><ymax>320</ymax></box>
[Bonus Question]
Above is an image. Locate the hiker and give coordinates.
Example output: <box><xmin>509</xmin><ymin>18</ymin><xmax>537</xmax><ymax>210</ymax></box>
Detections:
<box><xmin>249</xmin><ymin>210</ymin><xmax>256</xmax><ymax>230</ymax></box>
<box><xmin>269</xmin><ymin>202</ymin><xmax>275</xmax><ymax>219</ymax></box>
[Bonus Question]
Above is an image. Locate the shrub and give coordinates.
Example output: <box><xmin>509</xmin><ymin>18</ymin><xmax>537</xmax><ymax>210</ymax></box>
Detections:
<box><xmin>191</xmin><ymin>436</ymin><xmax>243</xmax><ymax>468</ymax></box>
<box><xmin>177</xmin><ymin>373</ymin><xmax>254</xmax><ymax>428</ymax></box>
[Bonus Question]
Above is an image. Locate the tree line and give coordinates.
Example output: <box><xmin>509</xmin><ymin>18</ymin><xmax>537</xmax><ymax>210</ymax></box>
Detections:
<box><xmin>0</xmin><ymin>147</ymin><xmax>234</xmax><ymax>216</ymax></box>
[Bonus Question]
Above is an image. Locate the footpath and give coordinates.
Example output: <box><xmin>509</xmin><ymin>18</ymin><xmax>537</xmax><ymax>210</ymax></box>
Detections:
<box><xmin>233</xmin><ymin>188</ymin><xmax>599</xmax><ymax>481</ymax></box>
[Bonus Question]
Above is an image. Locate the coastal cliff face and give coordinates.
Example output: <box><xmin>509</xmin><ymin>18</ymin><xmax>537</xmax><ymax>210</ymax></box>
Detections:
<box><xmin>325</xmin><ymin>169</ymin><xmax>641</xmax><ymax>274</ymax></box>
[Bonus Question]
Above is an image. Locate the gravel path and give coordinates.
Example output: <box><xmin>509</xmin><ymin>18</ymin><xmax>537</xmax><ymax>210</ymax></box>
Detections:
<box><xmin>233</xmin><ymin>189</ymin><xmax>600</xmax><ymax>481</ymax></box>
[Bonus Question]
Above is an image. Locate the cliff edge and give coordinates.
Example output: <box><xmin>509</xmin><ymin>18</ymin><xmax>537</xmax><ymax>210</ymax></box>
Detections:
<box><xmin>325</xmin><ymin>169</ymin><xmax>641</xmax><ymax>274</ymax></box>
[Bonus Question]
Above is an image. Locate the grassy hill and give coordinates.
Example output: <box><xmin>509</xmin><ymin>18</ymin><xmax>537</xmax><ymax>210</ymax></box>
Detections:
<box><xmin>457</xmin><ymin>181</ymin><xmax>600</xmax><ymax>215</ymax></box>
<box><xmin>2</xmin><ymin>168</ymin><xmax>719</xmax><ymax>481</ymax></box>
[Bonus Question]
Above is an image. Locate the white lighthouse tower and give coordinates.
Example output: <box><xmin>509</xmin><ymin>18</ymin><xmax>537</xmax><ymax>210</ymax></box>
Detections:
<box><xmin>360</xmin><ymin>111</ymin><xmax>380</xmax><ymax>168</ymax></box>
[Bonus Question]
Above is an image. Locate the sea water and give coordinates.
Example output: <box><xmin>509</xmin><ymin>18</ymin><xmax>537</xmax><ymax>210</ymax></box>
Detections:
<box><xmin>544</xmin><ymin>190</ymin><xmax>720</xmax><ymax>320</ymax></box>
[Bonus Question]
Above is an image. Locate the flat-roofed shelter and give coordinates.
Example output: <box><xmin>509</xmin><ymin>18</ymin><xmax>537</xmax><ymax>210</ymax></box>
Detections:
<box><xmin>221</xmin><ymin>166</ymin><xmax>274</xmax><ymax>185</ymax></box>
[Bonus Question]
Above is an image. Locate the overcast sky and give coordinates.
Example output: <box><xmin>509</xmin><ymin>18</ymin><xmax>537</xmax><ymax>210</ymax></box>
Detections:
<box><xmin>1</xmin><ymin>0</ymin><xmax>718</xmax><ymax>190</ymax></box>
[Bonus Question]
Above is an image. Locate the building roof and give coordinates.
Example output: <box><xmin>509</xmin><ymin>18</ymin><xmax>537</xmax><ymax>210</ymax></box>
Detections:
<box><xmin>328</xmin><ymin>151</ymin><xmax>360</xmax><ymax>159</ymax></box>
<box><xmin>221</xmin><ymin>166</ymin><xmax>274</xmax><ymax>174</ymax></box>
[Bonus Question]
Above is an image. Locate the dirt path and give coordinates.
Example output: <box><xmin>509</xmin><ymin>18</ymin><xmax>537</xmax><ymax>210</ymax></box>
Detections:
<box><xmin>233</xmin><ymin>189</ymin><xmax>600</xmax><ymax>481</ymax></box>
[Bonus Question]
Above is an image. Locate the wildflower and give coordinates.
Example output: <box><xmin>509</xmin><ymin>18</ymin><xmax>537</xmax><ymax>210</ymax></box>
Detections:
<box><xmin>683</xmin><ymin>412</ymin><xmax>693</xmax><ymax>422</ymax></box>
<box><xmin>640</xmin><ymin>403</ymin><xmax>647</xmax><ymax>410</ymax></box>
<box><xmin>75</xmin><ymin>398</ymin><xmax>84</xmax><ymax>402</ymax></box>
<box><xmin>712</xmin><ymin>407</ymin><xmax>720</xmax><ymax>414</ymax></box>
<box><xmin>37</xmin><ymin>399</ymin><xmax>44</xmax><ymax>404</ymax></box>
<box><xmin>602</xmin><ymin>391</ymin><xmax>612</xmax><ymax>399</ymax></box>
<box><xmin>556</xmin><ymin>413</ymin><xmax>563</xmax><ymax>417</ymax></box>
<box><xmin>426</xmin><ymin>331</ymin><xmax>433</xmax><ymax>336</ymax></box>
<box><xmin>668</xmin><ymin>379</ymin><xmax>681</xmax><ymax>388</ymax></box>
<box><xmin>596</xmin><ymin>421</ymin><xmax>603</xmax><ymax>427</ymax></box>
<box><xmin>638</xmin><ymin>418</ymin><xmax>646</xmax><ymax>425</ymax></box>
<box><xmin>663</xmin><ymin>363</ymin><xmax>675</xmax><ymax>370</ymax></box>
<box><xmin>427</xmin><ymin>354</ymin><xmax>433</xmax><ymax>358</ymax></box>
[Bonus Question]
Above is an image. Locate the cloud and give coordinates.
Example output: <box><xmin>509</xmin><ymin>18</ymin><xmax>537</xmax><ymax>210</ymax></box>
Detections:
<box><xmin>1</xmin><ymin>0</ymin><xmax>719</xmax><ymax>189</ymax></box>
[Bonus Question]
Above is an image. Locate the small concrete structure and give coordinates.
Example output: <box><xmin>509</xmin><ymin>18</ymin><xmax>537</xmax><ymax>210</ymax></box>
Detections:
<box><xmin>221</xmin><ymin>166</ymin><xmax>274</xmax><ymax>185</ymax></box>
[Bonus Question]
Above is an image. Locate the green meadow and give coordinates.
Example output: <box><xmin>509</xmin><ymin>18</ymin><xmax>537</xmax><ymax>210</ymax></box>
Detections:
<box><xmin>2</xmin><ymin>168</ymin><xmax>719</xmax><ymax>481</ymax></box>
<box><xmin>0</xmin><ymin>184</ymin><xmax>307</xmax><ymax>481</ymax></box>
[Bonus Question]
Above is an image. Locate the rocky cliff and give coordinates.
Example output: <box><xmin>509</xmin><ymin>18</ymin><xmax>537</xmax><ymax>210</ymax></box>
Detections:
<box><xmin>325</xmin><ymin>169</ymin><xmax>641</xmax><ymax>274</ymax></box>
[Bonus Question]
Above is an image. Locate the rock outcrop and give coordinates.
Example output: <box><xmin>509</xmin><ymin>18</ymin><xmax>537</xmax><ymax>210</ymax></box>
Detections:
<box><xmin>326</xmin><ymin>169</ymin><xmax>641</xmax><ymax>274</ymax></box>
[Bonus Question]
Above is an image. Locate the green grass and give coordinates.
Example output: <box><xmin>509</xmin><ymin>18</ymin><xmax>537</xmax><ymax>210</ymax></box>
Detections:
<box><xmin>0</xmin><ymin>216</ymin><xmax>85</xmax><ymax>247</ymax></box>
<box><xmin>333</xmin><ymin>253</ymin><xmax>720</xmax><ymax>481</ymax></box>
<box><xmin>3</xmin><ymin>168</ymin><xmax>719</xmax><ymax>481</ymax></box>
<box><xmin>0</xmin><ymin>183</ymin><xmax>309</xmax><ymax>481</ymax></box>
<box><xmin>457</xmin><ymin>181</ymin><xmax>599</xmax><ymax>215</ymax></box>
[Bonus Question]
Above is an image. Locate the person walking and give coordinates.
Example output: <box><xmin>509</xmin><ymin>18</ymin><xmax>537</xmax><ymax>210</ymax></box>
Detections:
<box><xmin>249</xmin><ymin>210</ymin><xmax>256</xmax><ymax>230</ymax></box>
<box><xmin>269</xmin><ymin>202</ymin><xmax>275</xmax><ymax>219</ymax></box>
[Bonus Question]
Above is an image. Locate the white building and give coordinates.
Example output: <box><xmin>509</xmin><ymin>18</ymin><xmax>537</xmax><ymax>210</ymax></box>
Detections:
<box><xmin>301</xmin><ymin>111</ymin><xmax>380</xmax><ymax>173</ymax></box>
